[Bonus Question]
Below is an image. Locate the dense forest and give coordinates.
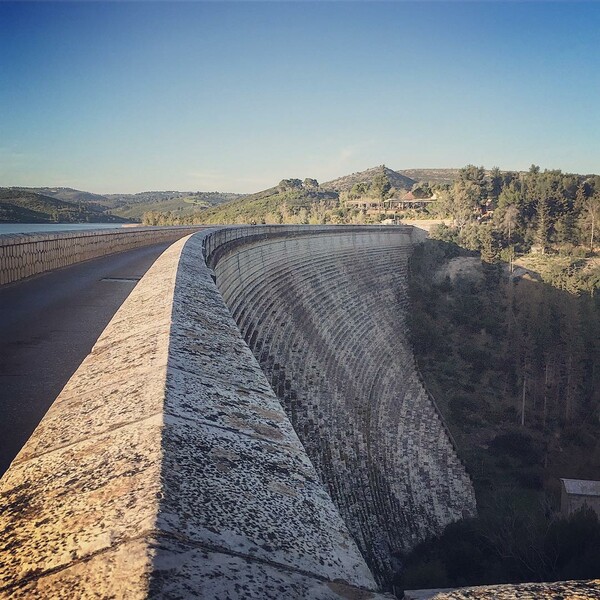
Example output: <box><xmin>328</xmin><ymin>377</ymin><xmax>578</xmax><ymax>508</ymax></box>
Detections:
<box><xmin>396</xmin><ymin>166</ymin><xmax>600</xmax><ymax>592</ymax></box>
<box><xmin>428</xmin><ymin>165</ymin><xmax>600</xmax><ymax>285</ymax></box>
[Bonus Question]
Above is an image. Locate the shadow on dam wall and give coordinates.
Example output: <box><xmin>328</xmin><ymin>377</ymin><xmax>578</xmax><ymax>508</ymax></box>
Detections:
<box><xmin>0</xmin><ymin>225</ymin><xmax>474</xmax><ymax>598</ymax></box>
<box><xmin>210</xmin><ymin>226</ymin><xmax>476</xmax><ymax>585</ymax></box>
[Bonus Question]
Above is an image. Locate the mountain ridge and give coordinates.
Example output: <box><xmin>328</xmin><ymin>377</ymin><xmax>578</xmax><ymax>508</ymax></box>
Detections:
<box><xmin>322</xmin><ymin>165</ymin><xmax>417</xmax><ymax>193</ymax></box>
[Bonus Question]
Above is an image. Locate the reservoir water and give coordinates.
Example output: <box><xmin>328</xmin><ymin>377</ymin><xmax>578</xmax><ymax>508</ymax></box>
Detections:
<box><xmin>0</xmin><ymin>223</ymin><xmax>136</xmax><ymax>236</ymax></box>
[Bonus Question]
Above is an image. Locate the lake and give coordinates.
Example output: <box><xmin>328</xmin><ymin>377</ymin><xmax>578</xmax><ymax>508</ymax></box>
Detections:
<box><xmin>0</xmin><ymin>223</ymin><xmax>137</xmax><ymax>236</ymax></box>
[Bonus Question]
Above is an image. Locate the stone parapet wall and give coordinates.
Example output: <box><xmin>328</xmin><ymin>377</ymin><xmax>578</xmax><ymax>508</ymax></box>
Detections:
<box><xmin>0</xmin><ymin>227</ymin><xmax>390</xmax><ymax>599</ymax></box>
<box><xmin>405</xmin><ymin>579</ymin><xmax>600</xmax><ymax>599</ymax></box>
<box><xmin>0</xmin><ymin>226</ymin><xmax>202</xmax><ymax>285</ymax></box>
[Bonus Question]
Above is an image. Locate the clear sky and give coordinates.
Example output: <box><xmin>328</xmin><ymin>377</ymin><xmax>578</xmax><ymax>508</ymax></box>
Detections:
<box><xmin>1</xmin><ymin>1</ymin><xmax>599</xmax><ymax>194</ymax></box>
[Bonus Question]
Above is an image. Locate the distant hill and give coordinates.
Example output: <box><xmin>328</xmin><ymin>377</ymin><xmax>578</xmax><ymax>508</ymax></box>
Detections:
<box><xmin>397</xmin><ymin>169</ymin><xmax>461</xmax><ymax>185</ymax></box>
<box><xmin>0</xmin><ymin>189</ymin><xmax>128</xmax><ymax>224</ymax></box>
<box><xmin>3</xmin><ymin>187</ymin><xmax>244</xmax><ymax>223</ymax></box>
<box><xmin>20</xmin><ymin>187</ymin><xmax>113</xmax><ymax>205</ymax></box>
<box><xmin>109</xmin><ymin>191</ymin><xmax>243</xmax><ymax>220</ymax></box>
<box><xmin>194</xmin><ymin>180</ymin><xmax>338</xmax><ymax>225</ymax></box>
<box><xmin>321</xmin><ymin>165</ymin><xmax>416</xmax><ymax>193</ymax></box>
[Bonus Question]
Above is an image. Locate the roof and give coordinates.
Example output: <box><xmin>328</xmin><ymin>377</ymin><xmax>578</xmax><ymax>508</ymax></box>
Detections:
<box><xmin>561</xmin><ymin>478</ymin><xmax>600</xmax><ymax>496</ymax></box>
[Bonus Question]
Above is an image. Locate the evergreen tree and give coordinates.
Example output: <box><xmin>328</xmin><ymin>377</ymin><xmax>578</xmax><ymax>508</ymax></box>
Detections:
<box><xmin>536</xmin><ymin>197</ymin><xmax>552</xmax><ymax>254</ymax></box>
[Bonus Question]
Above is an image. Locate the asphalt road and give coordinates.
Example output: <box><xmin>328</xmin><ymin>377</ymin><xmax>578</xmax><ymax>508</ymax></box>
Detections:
<box><xmin>0</xmin><ymin>241</ymin><xmax>174</xmax><ymax>477</ymax></box>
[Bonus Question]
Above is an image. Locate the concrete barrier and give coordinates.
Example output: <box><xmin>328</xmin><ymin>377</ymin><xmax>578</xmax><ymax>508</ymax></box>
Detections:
<box><xmin>0</xmin><ymin>226</ymin><xmax>203</xmax><ymax>285</ymax></box>
<box><xmin>0</xmin><ymin>226</ymin><xmax>391</xmax><ymax>599</ymax></box>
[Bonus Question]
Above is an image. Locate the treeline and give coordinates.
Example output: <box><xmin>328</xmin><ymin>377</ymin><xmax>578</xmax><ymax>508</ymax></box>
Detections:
<box><xmin>0</xmin><ymin>188</ymin><xmax>127</xmax><ymax>224</ymax></box>
<box><xmin>431</xmin><ymin>165</ymin><xmax>600</xmax><ymax>258</ymax></box>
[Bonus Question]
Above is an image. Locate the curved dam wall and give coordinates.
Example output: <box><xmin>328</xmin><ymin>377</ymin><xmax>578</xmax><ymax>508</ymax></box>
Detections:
<box><xmin>210</xmin><ymin>227</ymin><xmax>476</xmax><ymax>584</ymax></box>
<box><xmin>0</xmin><ymin>227</ymin><xmax>389</xmax><ymax>599</ymax></box>
<box><xmin>0</xmin><ymin>226</ymin><xmax>202</xmax><ymax>285</ymax></box>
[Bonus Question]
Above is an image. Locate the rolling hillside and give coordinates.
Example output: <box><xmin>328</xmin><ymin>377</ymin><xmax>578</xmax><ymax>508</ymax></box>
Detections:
<box><xmin>397</xmin><ymin>168</ymin><xmax>461</xmax><ymax>185</ymax></box>
<box><xmin>2</xmin><ymin>187</ymin><xmax>243</xmax><ymax>223</ymax></box>
<box><xmin>195</xmin><ymin>182</ymin><xmax>338</xmax><ymax>225</ymax></box>
<box><xmin>0</xmin><ymin>189</ymin><xmax>128</xmax><ymax>224</ymax></box>
<box><xmin>109</xmin><ymin>191</ymin><xmax>243</xmax><ymax>219</ymax></box>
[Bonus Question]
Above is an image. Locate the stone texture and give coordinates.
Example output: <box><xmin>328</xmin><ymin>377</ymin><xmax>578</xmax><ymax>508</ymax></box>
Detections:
<box><xmin>0</xmin><ymin>228</ymin><xmax>385</xmax><ymax>598</ymax></box>
<box><xmin>405</xmin><ymin>579</ymin><xmax>600</xmax><ymax>599</ymax></box>
<box><xmin>212</xmin><ymin>227</ymin><xmax>476</xmax><ymax>585</ymax></box>
<box><xmin>5</xmin><ymin>224</ymin><xmax>588</xmax><ymax>599</ymax></box>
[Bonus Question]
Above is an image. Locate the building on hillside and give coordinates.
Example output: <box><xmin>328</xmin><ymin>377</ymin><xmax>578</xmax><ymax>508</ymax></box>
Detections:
<box><xmin>346</xmin><ymin>191</ymin><xmax>438</xmax><ymax>213</ymax></box>
<box><xmin>345</xmin><ymin>198</ymin><xmax>383</xmax><ymax>210</ymax></box>
<box><xmin>388</xmin><ymin>191</ymin><xmax>437</xmax><ymax>211</ymax></box>
<box><xmin>560</xmin><ymin>478</ymin><xmax>600</xmax><ymax>518</ymax></box>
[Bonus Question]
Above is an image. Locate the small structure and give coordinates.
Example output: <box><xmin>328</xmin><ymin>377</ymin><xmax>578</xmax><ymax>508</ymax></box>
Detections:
<box><xmin>560</xmin><ymin>478</ymin><xmax>600</xmax><ymax>518</ymax></box>
<box><xmin>388</xmin><ymin>191</ymin><xmax>437</xmax><ymax>211</ymax></box>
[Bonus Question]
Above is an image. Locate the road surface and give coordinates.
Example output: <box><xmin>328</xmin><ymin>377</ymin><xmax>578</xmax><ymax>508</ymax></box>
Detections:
<box><xmin>0</xmin><ymin>241</ymin><xmax>175</xmax><ymax>477</ymax></box>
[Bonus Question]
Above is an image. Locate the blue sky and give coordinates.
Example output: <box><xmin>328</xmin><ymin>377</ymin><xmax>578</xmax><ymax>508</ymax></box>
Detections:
<box><xmin>1</xmin><ymin>1</ymin><xmax>599</xmax><ymax>193</ymax></box>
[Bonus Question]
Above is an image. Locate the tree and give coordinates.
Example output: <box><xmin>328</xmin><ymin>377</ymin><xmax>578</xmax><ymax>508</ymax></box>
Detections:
<box><xmin>459</xmin><ymin>164</ymin><xmax>486</xmax><ymax>186</ymax></box>
<box><xmin>371</xmin><ymin>172</ymin><xmax>391</xmax><ymax>202</ymax></box>
<box><xmin>536</xmin><ymin>198</ymin><xmax>552</xmax><ymax>254</ymax></box>
<box><xmin>487</xmin><ymin>166</ymin><xmax>503</xmax><ymax>201</ymax></box>
<box><xmin>502</xmin><ymin>205</ymin><xmax>519</xmax><ymax>242</ymax></box>
<box><xmin>580</xmin><ymin>194</ymin><xmax>600</xmax><ymax>252</ymax></box>
<box><xmin>479</xmin><ymin>224</ymin><xmax>500</xmax><ymax>263</ymax></box>
<box><xmin>349</xmin><ymin>182</ymin><xmax>369</xmax><ymax>199</ymax></box>
<box><xmin>451</xmin><ymin>181</ymin><xmax>480</xmax><ymax>231</ymax></box>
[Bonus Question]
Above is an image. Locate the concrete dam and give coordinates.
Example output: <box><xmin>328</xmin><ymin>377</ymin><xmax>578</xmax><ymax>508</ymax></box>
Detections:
<box><xmin>0</xmin><ymin>225</ymin><xmax>475</xmax><ymax>598</ymax></box>
<box><xmin>212</xmin><ymin>227</ymin><xmax>475</xmax><ymax>583</ymax></box>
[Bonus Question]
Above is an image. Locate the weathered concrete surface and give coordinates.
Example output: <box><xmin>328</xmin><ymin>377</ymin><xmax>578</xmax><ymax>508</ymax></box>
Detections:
<box><xmin>1</xmin><ymin>224</ymin><xmax>599</xmax><ymax>598</ymax></box>
<box><xmin>0</xmin><ymin>228</ymin><xmax>388</xmax><ymax>599</ymax></box>
<box><xmin>404</xmin><ymin>579</ymin><xmax>600</xmax><ymax>599</ymax></box>
<box><xmin>0</xmin><ymin>242</ymin><xmax>174</xmax><ymax>477</ymax></box>
<box><xmin>0</xmin><ymin>225</ymin><xmax>201</xmax><ymax>285</ymax></box>
<box><xmin>212</xmin><ymin>227</ymin><xmax>476</xmax><ymax>585</ymax></box>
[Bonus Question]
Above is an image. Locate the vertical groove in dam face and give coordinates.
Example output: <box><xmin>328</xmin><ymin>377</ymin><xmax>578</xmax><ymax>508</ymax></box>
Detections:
<box><xmin>213</xmin><ymin>227</ymin><xmax>476</xmax><ymax>586</ymax></box>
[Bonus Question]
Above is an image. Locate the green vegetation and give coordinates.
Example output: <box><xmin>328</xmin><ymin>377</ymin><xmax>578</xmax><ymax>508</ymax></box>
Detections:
<box><xmin>396</xmin><ymin>165</ymin><xmax>600</xmax><ymax>591</ymax></box>
<box><xmin>430</xmin><ymin>164</ymin><xmax>600</xmax><ymax>258</ymax></box>
<box><xmin>398</xmin><ymin>507</ymin><xmax>600</xmax><ymax>589</ymax></box>
<box><xmin>408</xmin><ymin>240</ymin><xmax>599</xmax><ymax>483</ymax></box>
<box><xmin>109</xmin><ymin>191</ymin><xmax>241</xmax><ymax>220</ymax></box>
<box><xmin>141</xmin><ymin>166</ymin><xmax>417</xmax><ymax>226</ymax></box>
<box><xmin>320</xmin><ymin>165</ymin><xmax>416</xmax><ymax>193</ymax></box>
<box><xmin>0</xmin><ymin>187</ymin><xmax>242</xmax><ymax>224</ymax></box>
<box><xmin>141</xmin><ymin>180</ymin><xmax>362</xmax><ymax>226</ymax></box>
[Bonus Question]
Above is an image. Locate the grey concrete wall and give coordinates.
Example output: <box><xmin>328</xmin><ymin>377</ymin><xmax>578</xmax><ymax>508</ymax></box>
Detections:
<box><xmin>211</xmin><ymin>226</ymin><xmax>476</xmax><ymax>585</ymax></box>
<box><xmin>0</xmin><ymin>226</ymin><xmax>202</xmax><ymax>285</ymax></box>
<box><xmin>0</xmin><ymin>227</ymin><xmax>391</xmax><ymax>599</ymax></box>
